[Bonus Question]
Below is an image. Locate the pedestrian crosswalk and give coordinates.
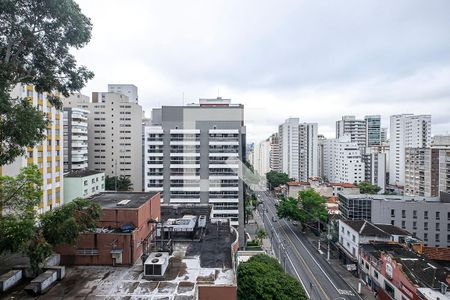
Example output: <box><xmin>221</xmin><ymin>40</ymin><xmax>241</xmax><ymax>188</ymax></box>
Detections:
<box><xmin>337</xmin><ymin>289</ymin><xmax>355</xmax><ymax>296</ymax></box>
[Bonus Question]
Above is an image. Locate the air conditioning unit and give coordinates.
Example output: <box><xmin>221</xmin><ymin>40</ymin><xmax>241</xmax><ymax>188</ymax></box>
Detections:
<box><xmin>144</xmin><ymin>252</ymin><xmax>169</xmax><ymax>278</ymax></box>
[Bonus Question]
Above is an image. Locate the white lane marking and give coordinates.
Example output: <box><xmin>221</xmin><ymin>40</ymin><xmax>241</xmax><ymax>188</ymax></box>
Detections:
<box><xmin>263</xmin><ymin>193</ymin><xmax>363</xmax><ymax>300</ymax></box>
<box><xmin>261</xmin><ymin>206</ymin><xmax>311</xmax><ymax>299</ymax></box>
<box><xmin>338</xmin><ymin>289</ymin><xmax>355</xmax><ymax>296</ymax></box>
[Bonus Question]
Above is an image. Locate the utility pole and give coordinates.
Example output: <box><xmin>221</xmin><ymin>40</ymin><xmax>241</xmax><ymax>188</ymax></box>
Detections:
<box><xmin>317</xmin><ymin>218</ymin><xmax>321</xmax><ymax>251</ymax></box>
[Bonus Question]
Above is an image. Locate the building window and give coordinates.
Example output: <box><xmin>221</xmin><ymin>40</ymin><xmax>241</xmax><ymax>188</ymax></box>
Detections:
<box><xmin>413</xmin><ymin>221</ymin><xmax>417</xmax><ymax>230</ymax></box>
<box><xmin>390</xmin><ymin>220</ymin><xmax>395</xmax><ymax>225</ymax></box>
<box><xmin>448</xmin><ymin>212</ymin><xmax>450</xmax><ymax>220</ymax></box>
<box><xmin>413</xmin><ymin>210</ymin><xmax>417</xmax><ymax>219</ymax></box>
<box><xmin>436</xmin><ymin>234</ymin><xmax>440</xmax><ymax>242</ymax></box>
<box><xmin>374</xmin><ymin>271</ymin><xmax>378</xmax><ymax>279</ymax></box>
<box><xmin>401</xmin><ymin>221</ymin><xmax>406</xmax><ymax>229</ymax></box>
<box><xmin>424</xmin><ymin>233</ymin><xmax>428</xmax><ymax>241</ymax></box>
<box><xmin>436</xmin><ymin>223</ymin><xmax>440</xmax><ymax>231</ymax></box>
<box><xmin>424</xmin><ymin>211</ymin><xmax>428</xmax><ymax>219</ymax></box>
<box><xmin>424</xmin><ymin>222</ymin><xmax>428</xmax><ymax>230</ymax></box>
<box><xmin>436</xmin><ymin>212</ymin><xmax>440</xmax><ymax>220</ymax></box>
<box><xmin>352</xmin><ymin>235</ymin><xmax>355</xmax><ymax>242</ymax></box>
<box><xmin>402</xmin><ymin>210</ymin><xmax>406</xmax><ymax>218</ymax></box>
<box><xmin>390</xmin><ymin>209</ymin><xmax>395</xmax><ymax>217</ymax></box>
<box><xmin>84</xmin><ymin>180</ymin><xmax>88</xmax><ymax>186</ymax></box>
<box><xmin>341</xmin><ymin>226</ymin><xmax>344</xmax><ymax>233</ymax></box>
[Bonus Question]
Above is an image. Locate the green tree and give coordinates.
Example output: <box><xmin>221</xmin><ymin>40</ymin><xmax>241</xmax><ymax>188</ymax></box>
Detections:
<box><xmin>40</xmin><ymin>198</ymin><xmax>102</xmax><ymax>246</ymax></box>
<box><xmin>105</xmin><ymin>175</ymin><xmax>133</xmax><ymax>191</ymax></box>
<box><xmin>0</xmin><ymin>0</ymin><xmax>94</xmax><ymax>165</ymax></box>
<box><xmin>0</xmin><ymin>165</ymin><xmax>42</xmax><ymax>253</ymax></box>
<box><xmin>255</xmin><ymin>229</ymin><xmax>267</xmax><ymax>246</ymax></box>
<box><xmin>277</xmin><ymin>189</ymin><xmax>328</xmax><ymax>225</ymax></box>
<box><xmin>0</xmin><ymin>166</ymin><xmax>101</xmax><ymax>275</ymax></box>
<box><xmin>266</xmin><ymin>171</ymin><xmax>292</xmax><ymax>190</ymax></box>
<box><xmin>237</xmin><ymin>254</ymin><xmax>307</xmax><ymax>300</ymax></box>
<box><xmin>358</xmin><ymin>181</ymin><xmax>381</xmax><ymax>194</ymax></box>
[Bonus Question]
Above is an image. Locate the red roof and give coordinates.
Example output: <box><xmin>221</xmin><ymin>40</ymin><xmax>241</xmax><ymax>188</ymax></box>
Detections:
<box><xmin>287</xmin><ymin>181</ymin><xmax>310</xmax><ymax>186</ymax></box>
<box><xmin>330</xmin><ymin>183</ymin><xmax>357</xmax><ymax>188</ymax></box>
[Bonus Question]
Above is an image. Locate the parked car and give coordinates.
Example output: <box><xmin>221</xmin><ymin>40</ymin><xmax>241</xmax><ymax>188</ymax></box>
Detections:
<box><xmin>272</xmin><ymin>216</ymin><xmax>277</xmax><ymax>222</ymax></box>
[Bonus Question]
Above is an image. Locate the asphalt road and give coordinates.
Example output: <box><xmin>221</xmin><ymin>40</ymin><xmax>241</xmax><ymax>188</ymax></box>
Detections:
<box><xmin>257</xmin><ymin>191</ymin><xmax>363</xmax><ymax>300</ymax></box>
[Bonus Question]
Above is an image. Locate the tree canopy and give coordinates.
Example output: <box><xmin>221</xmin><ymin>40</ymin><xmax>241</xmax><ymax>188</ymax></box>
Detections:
<box><xmin>237</xmin><ymin>254</ymin><xmax>307</xmax><ymax>300</ymax></box>
<box><xmin>277</xmin><ymin>189</ymin><xmax>328</xmax><ymax>224</ymax></box>
<box><xmin>0</xmin><ymin>0</ymin><xmax>94</xmax><ymax>165</ymax></box>
<box><xmin>266</xmin><ymin>171</ymin><xmax>292</xmax><ymax>190</ymax></box>
<box><xmin>358</xmin><ymin>181</ymin><xmax>381</xmax><ymax>194</ymax></box>
<box><xmin>105</xmin><ymin>175</ymin><xmax>133</xmax><ymax>191</ymax></box>
<box><xmin>0</xmin><ymin>166</ymin><xmax>101</xmax><ymax>274</ymax></box>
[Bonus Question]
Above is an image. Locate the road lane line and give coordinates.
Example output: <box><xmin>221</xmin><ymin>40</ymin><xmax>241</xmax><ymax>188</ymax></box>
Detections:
<box><xmin>262</xmin><ymin>195</ymin><xmax>330</xmax><ymax>300</ymax></box>
<box><xmin>263</xmin><ymin>192</ymin><xmax>364</xmax><ymax>300</ymax></box>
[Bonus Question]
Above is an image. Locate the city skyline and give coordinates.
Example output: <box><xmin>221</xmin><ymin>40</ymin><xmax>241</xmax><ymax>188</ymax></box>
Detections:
<box><xmin>73</xmin><ymin>0</ymin><xmax>450</xmax><ymax>142</ymax></box>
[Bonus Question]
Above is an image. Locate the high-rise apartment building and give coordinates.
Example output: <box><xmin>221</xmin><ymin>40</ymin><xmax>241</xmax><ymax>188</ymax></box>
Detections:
<box><xmin>63</xmin><ymin>89</ymin><xmax>143</xmax><ymax>191</ymax></box>
<box><xmin>269</xmin><ymin>132</ymin><xmax>281</xmax><ymax>172</ymax></box>
<box><xmin>1</xmin><ymin>85</ymin><xmax>64</xmax><ymax>213</ymax></box>
<box><xmin>323</xmin><ymin>136</ymin><xmax>365</xmax><ymax>183</ymax></box>
<box><xmin>389</xmin><ymin>114</ymin><xmax>431</xmax><ymax>186</ymax></box>
<box><xmin>336</xmin><ymin>116</ymin><xmax>367</xmax><ymax>150</ymax></box>
<box><xmin>107</xmin><ymin>84</ymin><xmax>138</xmax><ymax>103</ymax></box>
<box><xmin>143</xmin><ymin>97</ymin><xmax>246</xmax><ymax>242</ymax></box>
<box><xmin>364</xmin><ymin>147</ymin><xmax>386</xmax><ymax>193</ymax></box>
<box><xmin>380</xmin><ymin>127</ymin><xmax>388</xmax><ymax>143</ymax></box>
<box><xmin>63</xmin><ymin>107</ymin><xmax>89</xmax><ymax>172</ymax></box>
<box><xmin>405</xmin><ymin>136</ymin><xmax>450</xmax><ymax>197</ymax></box>
<box><xmin>336</xmin><ymin>115</ymin><xmax>381</xmax><ymax>150</ymax></box>
<box><xmin>279</xmin><ymin>118</ymin><xmax>318</xmax><ymax>181</ymax></box>
<box><xmin>253</xmin><ymin>139</ymin><xmax>271</xmax><ymax>178</ymax></box>
<box><xmin>365</xmin><ymin>115</ymin><xmax>381</xmax><ymax>147</ymax></box>
<box><xmin>318</xmin><ymin>134</ymin><xmax>326</xmax><ymax>178</ymax></box>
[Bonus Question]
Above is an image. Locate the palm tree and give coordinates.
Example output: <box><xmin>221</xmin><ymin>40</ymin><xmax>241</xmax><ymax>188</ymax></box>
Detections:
<box><xmin>255</xmin><ymin>229</ymin><xmax>268</xmax><ymax>246</ymax></box>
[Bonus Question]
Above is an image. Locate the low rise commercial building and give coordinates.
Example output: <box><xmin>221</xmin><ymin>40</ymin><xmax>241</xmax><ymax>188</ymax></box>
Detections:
<box><xmin>339</xmin><ymin>192</ymin><xmax>450</xmax><ymax>247</ymax></box>
<box><xmin>56</xmin><ymin>192</ymin><xmax>160</xmax><ymax>266</ymax></box>
<box><xmin>360</xmin><ymin>243</ymin><xmax>450</xmax><ymax>300</ymax></box>
<box><xmin>337</xmin><ymin>220</ymin><xmax>411</xmax><ymax>266</ymax></box>
<box><xmin>63</xmin><ymin>170</ymin><xmax>105</xmax><ymax>203</ymax></box>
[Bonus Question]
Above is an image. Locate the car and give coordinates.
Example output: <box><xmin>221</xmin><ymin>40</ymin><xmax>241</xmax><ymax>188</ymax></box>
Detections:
<box><xmin>272</xmin><ymin>216</ymin><xmax>277</xmax><ymax>222</ymax></box>
<box><xmin>292</xmin><ymin>221</ymin><xmax>299</xmax><ymax>226</ymax></box>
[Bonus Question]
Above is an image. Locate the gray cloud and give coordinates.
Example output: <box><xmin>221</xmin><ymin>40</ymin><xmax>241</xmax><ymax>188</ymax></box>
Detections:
<box><xmin>74</xmin><ymin>0</ymin><xmax>450</xmax><ymax>142</ymax></box>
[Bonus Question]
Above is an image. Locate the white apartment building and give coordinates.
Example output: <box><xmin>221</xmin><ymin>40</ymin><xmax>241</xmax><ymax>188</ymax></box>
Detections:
<box><xmin>63</xmin><ymin>107</ymin><xmax>89</xmax><ymax>172</ymax></box>
<box><xmin>318</xmin><ymin>134</ymin><xmax>326</xmax><ymax>178</ymax></box>
<box><xmin>63</xmin><ymin>89</ymin><xmax>143</xmax><ymax>191</ymax></box>
<box><xmin>253</xmin><ymin>139</ymin><xmax>271</xmax><ymax>178</ymax></box>
<box><xmin>107</xmin><ymin>84</ymin><xmax>138</xmax><ymax>104</ymax></box>
<box><xmin>364</xmin><ymin>147</ymin><xmax>386</xmax><ymax>193</ymax></box>
<box><xmin>1</xmin><ymin>85</ymin><xmax>64</xmax><ymax>213</ymax></box>
<box><xmin>389</xmin><ymin>114</ymin><xmax>431</xmax><ymax>186</ymax></box>
<box><xmin>336</xmin><ymin>116</ymin><xmax>367</xmax><ymax>150</ymax></box>
<box><xmin>269</xmin><ymin>132</ymin><xmax>281</xmax><ymax>172</ymax></box>
<box><xmin>323</xmin><ymin>136</ymin><xmax>365</xmax><ymax>184</ymax></box>
<box><xmin>143</xmin><ymin>98</ymin><xmax>246</xmax><ymax>244</ymax></box>
<box><xmin>279</xmin><ymin>118</ymin><xmax>318</xmax><ymax>181</ymax></box>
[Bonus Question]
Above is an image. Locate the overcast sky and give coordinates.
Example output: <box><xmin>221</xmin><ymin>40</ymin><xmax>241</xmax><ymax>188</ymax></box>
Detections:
<box><xmin>74</xmin><ymin>0</ymin><xmax>450</xmax><ymax>143</ymax></box>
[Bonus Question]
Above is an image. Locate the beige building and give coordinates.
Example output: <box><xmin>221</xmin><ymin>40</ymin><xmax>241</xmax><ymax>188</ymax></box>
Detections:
<box><xmin>63</xmin><ymin>89</ymin><xmax>143</xmax><ymax>191</ymax></box>
<box><xmin>1</xmin><ymin>85</ymin><xmax>64</xmax><ymax>213</ymax></box>
<box><xmin>405</xmin><ymin>136</ymin><xmax>450</xmax><ymax>197</ymax></box>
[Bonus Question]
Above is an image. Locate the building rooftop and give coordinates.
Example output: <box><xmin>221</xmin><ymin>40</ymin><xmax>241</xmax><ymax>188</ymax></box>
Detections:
<box><xmin>64</xmin><ymin>169</ymin><xmax>104</xmax><ymax>178</ymax></box>
<box><xmin>287</xmin><ymin>181</ymin><xmax>310</xmax><ymax>186</ymax></box>
<box><xmin>329</xmin><ymin>182</ymin><xmax>357</xmax><ymax>188</ymax></box>
<box><xmin>361</xmin><ymin>243</ymin><xmax>450</xmax><ymax>289</ymax></box>
<box><xmin>342</xmin><ymin>220</ymin><xmax>390</xmax><ymax>238</ymax></box>
<box><xmin>340</xmin><ymin>193</ymin><xmax>443</xmax><ymax>203</ymax></box>
<box><xmin>88</xmin><ymin>192</ymin><xmax>158</xmax><ymax>209</ymax></box>
<box><xmin>342</xmin><ymin>220</ymin><xmax>410</xmax><ymax>238</ymax></box>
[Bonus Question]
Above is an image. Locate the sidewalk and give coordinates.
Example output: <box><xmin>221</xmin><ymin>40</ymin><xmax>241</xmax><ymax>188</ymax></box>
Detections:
<box><xmin>249</xmin><ymin>209</ymin><xmax>273</xmax><ymax>256</ymax></box>
<box><xmin>303</xmin><ymin>231</ymin><xmax>377</xmax><ymax>300</ymax></box>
